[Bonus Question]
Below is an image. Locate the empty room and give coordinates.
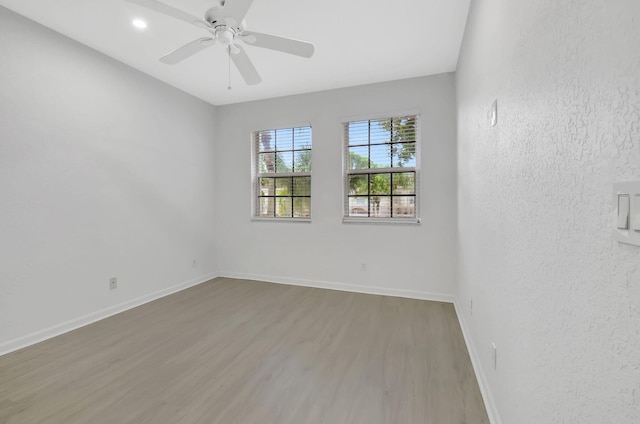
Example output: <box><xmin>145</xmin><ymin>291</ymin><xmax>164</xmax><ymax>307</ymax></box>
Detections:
<box><xmin>1</xmin><ymin>0</ymin><xmax>638</xmax><ymax>423</ymax></box>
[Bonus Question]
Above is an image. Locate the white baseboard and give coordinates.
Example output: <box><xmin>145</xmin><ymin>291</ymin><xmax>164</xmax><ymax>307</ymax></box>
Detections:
<box><xmin>219</xmin><ymin>271</ymin><xmax>455</xmax><ymax>303</ymax></box>
<box><xmin>454</xmin><ymin>300</ymin><xmax>502</xmax><ymax>424</ymax></box>
<box><xmin>0</xmin><ymin>272</ymin><xmax>219</xmax><ymax>357</ymax></box>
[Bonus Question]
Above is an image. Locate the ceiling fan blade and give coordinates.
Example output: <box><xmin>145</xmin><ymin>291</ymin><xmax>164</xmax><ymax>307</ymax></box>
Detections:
<box><xmin>125</xmin><ymin>0</ymin><xmax>204</xmax><ymax>26</ymax></box>
<box><xmin>222</xmin><ymin>0</ymin><xmax>254</xmax><ymax>25</ymax></box>
<box><xmin>241</xmin><ymin>32</ymin><xmax>315</xmax><ymax>58</ymax></box>
<box><xmin>160</xmin><ymin>38</ymin><xmax>215</xmax><ymax>65</ymax></box>
<box><xmin>230</xmin><ymin>45</ymin><xmax>262</xmax><ymax>85</ymax></box>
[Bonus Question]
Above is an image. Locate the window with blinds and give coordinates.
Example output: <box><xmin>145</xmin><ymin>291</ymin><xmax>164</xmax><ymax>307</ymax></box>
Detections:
<box><xmin>343</xmin><ymin>115</ymin><xmax>419</xmax><ymax>222</ymax></box>
<box><xmin>254</xmin><ymin>126</ymin><xmax>312</xmax><ymax>219</ymax></box>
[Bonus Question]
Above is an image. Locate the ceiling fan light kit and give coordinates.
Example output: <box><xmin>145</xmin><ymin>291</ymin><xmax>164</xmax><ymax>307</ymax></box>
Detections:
<box><xmin>125</xmin><ymin>0</ymin><xmax>315</xmax><ymax>86</ymax></box>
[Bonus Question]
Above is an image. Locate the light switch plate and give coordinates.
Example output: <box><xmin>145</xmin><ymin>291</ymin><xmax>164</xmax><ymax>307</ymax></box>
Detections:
<box><xmin>613</xmin><ymin>182</ymin><xmax>640</xmax><ymax>247</ymax></box>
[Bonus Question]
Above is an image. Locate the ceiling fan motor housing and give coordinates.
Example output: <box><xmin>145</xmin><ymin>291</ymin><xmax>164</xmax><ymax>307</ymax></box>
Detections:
<box><xmin>204</xmin><ymin>4</ymin><xmax>224</xmax><ymax>25</ymax></box>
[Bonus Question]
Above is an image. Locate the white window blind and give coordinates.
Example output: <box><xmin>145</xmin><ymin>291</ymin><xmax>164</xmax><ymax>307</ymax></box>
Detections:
<box><xmin>253</xmin><ymin>125</ymin><xmax>312</xmax><ymax>219</ymax></box>
<box><xmin>343</xmin><ymin>115</ymin><xmax>419</xmax><ymax>222</ymax></box>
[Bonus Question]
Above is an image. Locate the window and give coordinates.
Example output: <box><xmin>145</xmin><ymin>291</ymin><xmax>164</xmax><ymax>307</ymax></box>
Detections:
<box><xmin>253</xmin><ymin>125</ymin><xmax>312</xmax><ymax>219</ymax></box>
<box><xmin>343</xmin><ymin>115</ymin><xmax>419</xmax><ymax>222</ymax></box>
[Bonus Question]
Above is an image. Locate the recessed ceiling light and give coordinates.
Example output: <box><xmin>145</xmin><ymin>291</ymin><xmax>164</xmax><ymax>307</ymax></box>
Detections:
<box><xmin>132</xmin><ymin>19</ymin><xmax>147</xmax><ymax>29</ymax></box>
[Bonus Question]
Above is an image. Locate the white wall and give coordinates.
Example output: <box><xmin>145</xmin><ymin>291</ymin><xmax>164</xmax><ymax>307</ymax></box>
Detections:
<box><xmin>216</xmin><ymin>75</ymin><xmax>458</xmax><ymax>300</ymax></box>
<box><xmin>0</xmin><ymin>7</ymin><xmax>218</xmax><ymax>353</ymax></box>
<box><xmin>456</xmin><ymin>0</ymin><xmax>640</xmax><ymax>423</ymax></box>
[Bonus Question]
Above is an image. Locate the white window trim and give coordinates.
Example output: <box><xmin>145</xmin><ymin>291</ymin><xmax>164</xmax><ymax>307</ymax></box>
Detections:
<box><xmin>342</xmin><ymin>113</ymin><xmax>421</xmax><ymax>225</ymax></box>
<box><xmin>251</xmin><ymin>217</ymin><xmax>312</xmax><ymax>223</ymax></box>
<box><xmin>250</xmin><ymin>124</ymin><xmax>313</xmax><ymax>222</ymax></box>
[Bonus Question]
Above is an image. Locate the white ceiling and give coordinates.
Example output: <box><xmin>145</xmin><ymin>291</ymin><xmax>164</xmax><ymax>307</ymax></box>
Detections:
<box><xmin>0</xmin><ymin>0</ymin><xmax>470</xmax><ymax>106</ymax></box>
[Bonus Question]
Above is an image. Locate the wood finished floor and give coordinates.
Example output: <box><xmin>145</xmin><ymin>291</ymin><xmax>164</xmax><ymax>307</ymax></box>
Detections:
<box><xmin>0</xmin><ymin>278</ymin><xmax>489</xmax><ymax>424</ymax></box>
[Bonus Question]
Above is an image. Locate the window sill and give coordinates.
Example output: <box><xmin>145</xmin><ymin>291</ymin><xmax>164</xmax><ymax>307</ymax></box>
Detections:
<box><xmin>342</xmin><ymin>217</ymin><xmax>421</xmax><ymax>225</ymax></box>
<box><xmin>251</xmin><ymin>217</ymin><xmax>312</xmax><ymax>223</ymax></box>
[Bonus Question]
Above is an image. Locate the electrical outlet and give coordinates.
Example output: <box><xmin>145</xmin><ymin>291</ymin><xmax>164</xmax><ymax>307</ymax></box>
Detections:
<box><xmin>192</xmin><ymin>259</ymin><xmax>197</xmax><ymax>268</ymax></box>
<box><xmin>360</xmin><ymin>262</ymin><xmax>367</xmax><ymax>272</ymax></box>
<box><xmin>109</xmin><ymin>277</ymin><xmax>118</xmax><ymax>290</ymax></box>
<box><xmin>470</xmin><ymin>299</ymin><xmax>473</xmax><ymax>315</ymax></box>
<box><xmin>492</xmin><ymin>342</ymin><xmax>497</xmax><ymax>369</ymax></box>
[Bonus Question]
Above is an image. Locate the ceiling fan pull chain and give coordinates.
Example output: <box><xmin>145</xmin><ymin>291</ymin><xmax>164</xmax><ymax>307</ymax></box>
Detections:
<box><xmin>227</xmin><ymin>46</ymin><xmax>232</xmax><ymax>90</ymax></box>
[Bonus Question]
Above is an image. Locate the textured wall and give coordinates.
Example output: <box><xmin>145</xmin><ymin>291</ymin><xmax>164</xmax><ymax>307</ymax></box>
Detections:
<box><xmin>215</xmin><ymin>75</ymin><xmax>458</xmax><ymax>299</ymax></box>
<box><xmin>456</xmin><ymin>0</ymin><xmax>640</xmax><ymax>423</ymax></box>
<box><xmin>0</xmin><ymin>8</ymin><xmax>218</xmax><ymax>350</ymax></box>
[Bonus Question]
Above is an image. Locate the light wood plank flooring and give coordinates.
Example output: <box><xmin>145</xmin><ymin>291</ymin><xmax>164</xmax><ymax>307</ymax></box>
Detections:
<box><xmin>0</xmin><ymin>278</ymin><xmax>489</xmax><ymax>424</ymax></box>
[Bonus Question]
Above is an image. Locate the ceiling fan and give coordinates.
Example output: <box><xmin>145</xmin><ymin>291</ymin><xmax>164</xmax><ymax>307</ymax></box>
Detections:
<box><xmin>125</xmin><ymin>0</ymin><xmax>315</xmax><ymax>85</ymax></box>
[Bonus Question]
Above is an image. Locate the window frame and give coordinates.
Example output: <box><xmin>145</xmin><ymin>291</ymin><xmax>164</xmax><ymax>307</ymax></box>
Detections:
<box><xmin>342</xmin><ymin>112</ymin><xmax>421</xmax><ymax>225</ymax></box>
<box><xmin>251</xmin><ymin>124</ymin><xmax>313</xmax><ymax>222</ymax></box>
